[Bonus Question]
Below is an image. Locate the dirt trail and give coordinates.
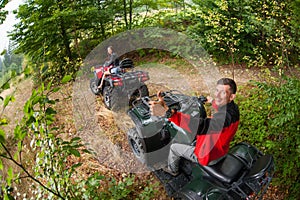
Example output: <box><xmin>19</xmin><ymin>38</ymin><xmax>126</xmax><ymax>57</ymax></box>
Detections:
<box><xmin>0</xmin><ymin>78</ymin><xmax>33</xmax><ymax>134</ymax></box>
<box><xmin>140</xmin><ymin>64</ymin><xmax>262</xmax><ymax>96</ymax></box>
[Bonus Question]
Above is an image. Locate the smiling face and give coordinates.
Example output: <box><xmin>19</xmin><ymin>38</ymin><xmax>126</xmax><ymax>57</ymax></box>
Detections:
<box><xmin>214</xmin><ymin>84</ymin><xmax>236</xmax><ymax>107</ymax></box>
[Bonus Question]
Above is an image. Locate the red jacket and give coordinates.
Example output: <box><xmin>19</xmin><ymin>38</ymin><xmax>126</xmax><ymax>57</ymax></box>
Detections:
<box><xmin>169</xmin><ymin>100</ymin><xmax>239</xmax><ymax>166</ymax></box>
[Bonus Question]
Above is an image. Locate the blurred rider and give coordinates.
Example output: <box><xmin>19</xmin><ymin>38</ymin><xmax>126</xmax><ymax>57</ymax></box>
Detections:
<box><xmin>98</xmin><ymin>46</ymin><xmax>120</xmax><ymax>89</ymax></box>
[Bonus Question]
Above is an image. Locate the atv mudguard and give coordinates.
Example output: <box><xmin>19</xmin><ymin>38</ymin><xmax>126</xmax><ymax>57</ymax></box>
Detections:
<box><xmin>128</xmin><ymin>106</ymin><xmax>197</xmax><ymax>167</ymax></box>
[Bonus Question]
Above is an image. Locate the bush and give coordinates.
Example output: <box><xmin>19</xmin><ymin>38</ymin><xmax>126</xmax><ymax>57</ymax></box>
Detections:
<box><xmin>234</xmin><ymin>77</ymin><xmax>300</xmax><ymax>199</ymax></box>
<box><xmin>187</xmin><ymin>0</ymin><xmax>299</xmax><ymax>67</ymax></box>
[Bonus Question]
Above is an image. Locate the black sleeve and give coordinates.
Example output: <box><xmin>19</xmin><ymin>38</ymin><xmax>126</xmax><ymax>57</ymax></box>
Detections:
<box><xmin>197</xmin><ymin>110</ymin><xmax>229</xmax><ymax>135</ymax></box>
<box><xmin>189</xmin><ymin>116</ymin><xmax>204</xmax><ymax>134</ymax></box>
<box><xmin>165</xmin><ymin>103</ymin><xmax>180</xmax><ymax>118</ymax></box>
<box><xmin>105</xmin><ymin>53</ymin><xmax>118</xmax><ymax>67</ymax></box>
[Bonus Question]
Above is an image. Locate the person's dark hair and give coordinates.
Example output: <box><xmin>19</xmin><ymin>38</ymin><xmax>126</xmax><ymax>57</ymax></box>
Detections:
<box><xmin>217</xmin><ymin>78</ymin><xmax>237</xmax><ymax>94</ymax></box>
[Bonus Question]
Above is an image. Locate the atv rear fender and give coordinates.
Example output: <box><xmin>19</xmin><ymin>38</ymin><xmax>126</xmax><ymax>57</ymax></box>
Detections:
<box><xmin>176</xmin><ymin>142</ymin><xmax>274</xmax><ymax>199</ymax></box>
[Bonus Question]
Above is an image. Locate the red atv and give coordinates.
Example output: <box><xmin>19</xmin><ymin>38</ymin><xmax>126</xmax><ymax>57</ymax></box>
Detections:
<box><xmin>90</xmin><ymin>58</ymin><xmax>150</xmax><ymax>110</ymax></box>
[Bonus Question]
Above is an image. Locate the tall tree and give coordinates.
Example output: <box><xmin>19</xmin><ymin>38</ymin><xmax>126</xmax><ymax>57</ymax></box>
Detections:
<box><xmin>9</xmin><ymin>0</ymin><xmax>142</xmax><ymax>80</ymax></box>
<box><xmin>3</xmin><ymin>50</ymin><xmax>11</xmax><ymax>71</ymax></box>
<box><xmin>2</xmin><ymin>40</ymin><xmax>13</xmax><ymax>69</ymax></box>
<box><xmin>291</xmin><ymin>0</ymin><xmax>300</xmax><ymax>60</ymax></box>
<box><xmin>122</xmin><ymin>0</ymin><xmax>134</xmax><ymax>29</ymax></box>
<box><xmin>2</xmin><ymin>41</ymin><xmax>23</xmax><ymax>74</ymax></box>
<box><xmin>0</xmin><ymin>0</ymin><xmax>8</xmax><ymax>24</ymax></box>
<box><xmin>9</xmin><ymin>0</ymin><xmax>186</xmax><ymax>81</ymax></box>
<box><xmin>10</xmin><ymin>0</ymin><xmax>104</xmax><ymax>80</ymax></box>
<box><xmin>189</xmin><ymin>0</ymin><xmax>297</xmax><ymax>67</ymax></box>
<box><xmin>0</xmin><ymin>57</ymin><xmax>3</xmax><ymax>73</ymax></box>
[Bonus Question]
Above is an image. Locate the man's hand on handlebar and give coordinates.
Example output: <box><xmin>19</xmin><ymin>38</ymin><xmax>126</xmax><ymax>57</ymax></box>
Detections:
<box><xmin>149</xmin><ymin>91</ymin><xmax>169</xmax><ymax>116</ymax></box>
<box><xmin>149</xmin><ymin>91</ymin><xmax>179</xmax><ymax>117</ymax></box>
<box><xmin>206</xmin><ymin>96</ymin><xmax>213</xmax><ymax>104</ymax></box>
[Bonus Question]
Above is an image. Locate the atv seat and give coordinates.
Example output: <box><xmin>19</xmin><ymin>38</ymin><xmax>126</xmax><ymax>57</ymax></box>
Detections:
<box><xmin>245</xmin><ymin>154</ymin><xmax>274</xmax><ymax>180</ymax></box>
<box><xmin>201</xmin><ymin>153</ymin><xmax>246</xmax><ymax>184</ymax></box>
<box><xmin>119</xmin><ymin>58</ymin><xmax>134</xmax><ymax>69</ymax></box>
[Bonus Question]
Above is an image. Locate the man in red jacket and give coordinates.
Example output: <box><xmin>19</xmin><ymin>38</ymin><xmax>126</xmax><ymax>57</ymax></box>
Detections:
<box><xmin>152</xmin><ymin>78</ymin><xmax>239</xmax><ymax>176</ymax></box>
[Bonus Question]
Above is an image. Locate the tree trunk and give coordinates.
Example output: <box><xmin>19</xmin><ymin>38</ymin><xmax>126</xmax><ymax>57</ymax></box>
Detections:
<box><xmin>57</xmin><ymin>3</ymin><xmax>72</xmax><ymax>62</ymax></box>
<box><xmin>129</xmin><ymin>0</ymin><xmax>133</xmax><ymax>29</ymax></box>
<box><xmin>123</xmin><ymin>0</ymin><xmax>128</xmax><ymax>29</ymax></box>
<box><xmin>60</xmin><ymin>21</ymin><xmax>72</xmax><ymax>61</ymax></box>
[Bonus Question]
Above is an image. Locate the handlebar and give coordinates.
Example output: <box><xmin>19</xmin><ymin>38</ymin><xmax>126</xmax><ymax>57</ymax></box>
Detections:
<box><xmin>198</xmin><ymin>95</ymin><xmax>208</xmax><ymax>104</ymax></box>
<box><xmin>130</xmin><ymin>90</ymin><xmax>208</xmax><ymax>118</ymax></box>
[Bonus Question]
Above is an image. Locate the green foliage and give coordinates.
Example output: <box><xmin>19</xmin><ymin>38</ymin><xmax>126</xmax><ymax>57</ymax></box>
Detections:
<box><xmin>9</xmin><ymin>0</ymin><xmax>193</xmax><ymax>83</ymax></box>
<box><xmin>6</xmin><ymin>0</ymin><xmax>300</xmax><ymax>83</ymax></box>
<box><xmin>0</xmin><ymin>75</ymin><xmax>158</xmax><ymax>199</ymax></box>
<box><xmin>107</xmin><ymin>175</ymin><xmax>135</xmax><ymax>199</ymax></box>
<box><xmin>234</xmin><ymin>77</ymin><xmax>300</xmax><ymax>199</ymax></box>
<box><xmin>99</xmin><ymin>175</ymin><xmax>158</xmax><ymax>200</ymax></box>
<box><xmin>0</xmin><ymin>63</ymin><xmax>19</xmax><ymax>100</ymax></box>
<box><xmin>0</xmin><ymin>43</ymin><xmax>23</xmax><ymax>81</ymax></box>
<box><xmin>10</xmin><ymin>0</ymin><xmax>98</xmax><ymax>81</ymax></box>
<box><xmin>291</xmin><ymin>0</ymin><xmax>300</xmax><ymax>53</ymax></box>
<box><xmin>137</xmin><ymin>180</ymin><xmax>159</xmax><ymax>200</ymax></box>
<box><xmin>0</xmin><ymin>77</ymin><xmax>97</xmax><ymax>199</ymax></box>
<box><xmin>0</xmin><ymin>77</ymin><xmax>79</xmax><ymax>198</ymax></box>
<box><xmin>187</xmin><ymin>0</ymin><xmax>299</xmax><ymax>67</ymax></box>
<box><xmin>188</xmin><ymin>0</ymin><xmax>247</xmax><ymax>63</ymax></box>
<box><xmin>0</xmin><ymin>0</ymin><xmax>8</xmax><ymax>24</ymax></box>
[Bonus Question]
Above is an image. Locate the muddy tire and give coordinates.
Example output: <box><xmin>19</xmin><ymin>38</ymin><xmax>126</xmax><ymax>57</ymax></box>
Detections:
<box><xmin>138</xmin><ymin>84</ymin><xmax>149</xmax><ymax>97</ymax></box>
<box><xmin>103</xmin><ymin>86</ymin><xmax>123</xmax><ymax>110</ymax></box>
<box><xmin>103</xmin><ymin>86</ymin><xmax>112</xmax><ymax>109</ymax></box>
<box><xmin>127</xmin><ymin>128</ymin><xmax>146</xmax><ymax>164</ymax></box>
<box><xmin>90</xmin><ymin>78</ymin><xmax>100</xmax><ymax>95</ymax></box>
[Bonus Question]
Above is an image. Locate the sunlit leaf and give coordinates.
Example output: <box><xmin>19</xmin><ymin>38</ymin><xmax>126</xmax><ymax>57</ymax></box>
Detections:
<box><xmin>1</xmin><ymin>82</ymin><xmax>10</xmax><ymax>90</ymax></box>
<box><xmin>69</xmin><ymin>149</ymin><xmax>80</xmax><ymax>157</ymax></box>
<box><xmin>0</xmin><ymin>129</ymin><xmax>5</xmax><ymax>143</ymax></box>
<box><xmin>71</xmin><ymin>137</ymin><xmax>81</xmax><ymax>142</ymax></box>
<box><xmin>0</xmin><ymin>159</ymin><xmax>3</xmax><ymax>170</ymax></box>
<box><xmin>61</xmin><ymin>75</ymin><xmax>72</xmax><ymax>84</ymax></box>
<box><xmin>45</xmin><ymin>107</ymin><xmax>57</xmax><ymax>115</ymax></box>
<box><xmin>0</xmin><ymin>118</ymin><xmax>8</xmax><ymax>126</ymax></box>
<box><xmin>3</xmin><ymin>95</ymin><xmax>14</xmax><ymax>107</ymax></box>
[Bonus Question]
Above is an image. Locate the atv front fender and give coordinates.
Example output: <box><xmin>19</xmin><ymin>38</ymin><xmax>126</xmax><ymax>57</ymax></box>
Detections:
<box><xmin>167</xmin><ymin>121</ymin><xmax>195</xmax><ymax>145</ymax></box>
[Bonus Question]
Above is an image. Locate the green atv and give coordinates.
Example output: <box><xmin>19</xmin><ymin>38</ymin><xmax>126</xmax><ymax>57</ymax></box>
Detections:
<box><xmin>127</xmin><ymin>90</ymin><xmax>275</xmax><ymax>199</ymax></box>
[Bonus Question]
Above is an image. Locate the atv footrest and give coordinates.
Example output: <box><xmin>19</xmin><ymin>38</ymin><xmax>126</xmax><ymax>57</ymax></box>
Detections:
<box><xmin>153</xmin><ymin>169</ymin><xmax>191</xmax><ymax>197</ymax></box>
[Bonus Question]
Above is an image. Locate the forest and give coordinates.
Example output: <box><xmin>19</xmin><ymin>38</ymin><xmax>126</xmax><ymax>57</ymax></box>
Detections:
<box><xmin>0</xmin><ymin>0</ymin><xmax>299</xmax><ymax>199</ymax></box>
